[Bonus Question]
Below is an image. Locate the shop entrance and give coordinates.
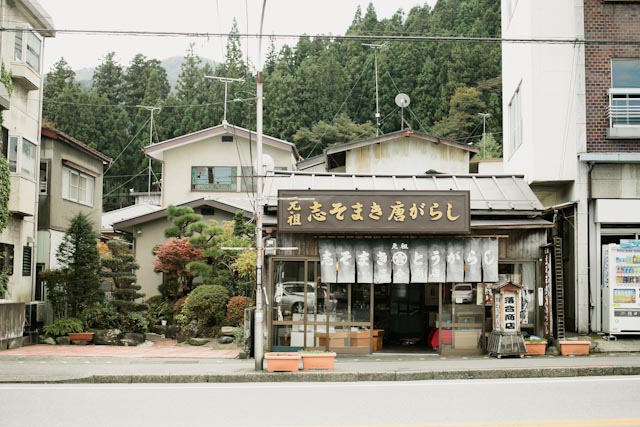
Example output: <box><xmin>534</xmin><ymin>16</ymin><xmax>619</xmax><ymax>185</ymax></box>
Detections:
<box><xmin>373</xmin><ymin>283</ymin><xmax>439</xmax><ymax>353</ymax></box>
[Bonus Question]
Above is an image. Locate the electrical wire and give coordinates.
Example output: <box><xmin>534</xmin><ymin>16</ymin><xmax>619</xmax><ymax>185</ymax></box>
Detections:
<box><xmin>103</xmin><ymin>116</ymin><xmax>150</xmax><ymax>175</ymax></box>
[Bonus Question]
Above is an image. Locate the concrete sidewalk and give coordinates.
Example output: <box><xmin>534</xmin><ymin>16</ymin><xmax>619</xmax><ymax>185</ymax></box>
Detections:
<box><xmin>2</xmin><ymin>349</ymin><xmax>640</xmax><ymax>384</ymax></box>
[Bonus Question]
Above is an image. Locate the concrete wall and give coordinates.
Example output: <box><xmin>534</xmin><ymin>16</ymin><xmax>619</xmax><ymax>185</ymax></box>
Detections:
<box><xmin>0</xmin><ymin>302</ymin><xmax>25</xmax><ymax>341</ymax></box>
<box><xmin>502</xmin><ymin>0</ymin><xmax>585</xmax><ymax>186</ymax></box>
<box><xmin>591</xmin><ymin>164</ymin><xmax>640</xmax><ymax>199</ymax></box>
<box><xmin>344</xmin><ymin>136</ymin><xmax>469</xmax><ymax>175</ymax></box>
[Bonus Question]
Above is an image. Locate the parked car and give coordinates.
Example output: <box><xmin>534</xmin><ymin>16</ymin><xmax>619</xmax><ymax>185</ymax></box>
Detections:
<box><xmin>452</xmin><ymin>283</ymin><xmax>474</xmax><ymax>304</ymax></box>
<box><xmin>276</xmin><ymin>282</ymin><xmax>317</xmax><ymax>314</ymax></box>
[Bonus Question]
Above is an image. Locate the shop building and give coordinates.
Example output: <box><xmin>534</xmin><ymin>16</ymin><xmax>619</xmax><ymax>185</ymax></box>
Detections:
<box><xmin>261</xmin><ymin>171</ymin><xmax>551</xmax><ymax>354</ymax></box>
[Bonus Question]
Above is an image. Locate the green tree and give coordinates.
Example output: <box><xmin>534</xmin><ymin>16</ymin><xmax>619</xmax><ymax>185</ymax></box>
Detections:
<box><xmin>55</xmin><ymin>213</ymin><xmax>102</xmax><ymax>317</ymax></box>
<box><xmin>431</xmin><ymin>86</ymin><xmax>486</xmax><ymax>142</ymax></box>
<box><xmin>101</xmin><ymin>240</ymin><xmax>146</xmax><ymax>313</ymax></box>
<box><xmin>92</xmin><ymin>52</ymin><xmax>124</xmax><ymax>105</ymax></box>
<box><xmin>293</xmin><ymin>113</ymin><xmax>374</xmax><ymax>158</ymax></box>
<box><xmin>43</xmin><ymin>58</ymin><xmax>77</xmax><ymax>124</ymax></box>
<box><xmin>475</xmin><ymin>133</ymin><xmax>502</xmax><ymax>160</ymax></box>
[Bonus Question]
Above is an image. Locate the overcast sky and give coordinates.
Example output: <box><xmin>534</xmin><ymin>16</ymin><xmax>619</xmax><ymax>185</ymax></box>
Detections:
<box><xmin>37</xmin><ymin>0</ymin><xmax>436</xmax><ymax>72</ymax></box>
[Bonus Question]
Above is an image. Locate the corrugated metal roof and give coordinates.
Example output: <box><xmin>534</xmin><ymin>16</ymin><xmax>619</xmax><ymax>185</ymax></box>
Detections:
<box><xmin>263</xmin><ymin>171</ymin><xmax>544</xmax><ymax>213</ymax></box>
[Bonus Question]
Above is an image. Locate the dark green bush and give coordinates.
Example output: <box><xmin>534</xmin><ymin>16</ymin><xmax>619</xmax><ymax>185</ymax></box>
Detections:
<box><xmin>81</xmin><ymin>303</ymin><xmax>120</xmax><ymax>330</ymax></box>
<box><xmin>224</xmin><ymin>296</ymin><xmax>253</xmax><ymax>326</ymax></box>
<box><xmin>120</xmin><ymin>312</ymin><xmax>149</xmax><ymax>334</ymax></box>
<box><xmin>181</xmin><ymin>285</ymin><xmax>229</xmax><ymax>327</ymax></box>
<box><xmin>42</xmin><ymin>317</ymin><xmax>83</xmax><ymax>337</ymax></box>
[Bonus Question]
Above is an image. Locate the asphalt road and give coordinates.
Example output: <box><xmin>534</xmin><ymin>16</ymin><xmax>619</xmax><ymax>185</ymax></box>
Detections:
<box><xmin>2</xmin><ymin>376</ymin><xmax>640</xmax><ymax>427</ymax></box>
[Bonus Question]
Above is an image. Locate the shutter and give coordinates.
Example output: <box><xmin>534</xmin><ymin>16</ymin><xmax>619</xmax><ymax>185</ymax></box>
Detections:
<box><xmin>22</xmin><ymin>246</ymin><xmax>32</xmax><ymax>276</ymax></box>
<box><xmin>62</xmin><ymin>167</ymin><xmax>70</xmax><ymax>199</ymax></box>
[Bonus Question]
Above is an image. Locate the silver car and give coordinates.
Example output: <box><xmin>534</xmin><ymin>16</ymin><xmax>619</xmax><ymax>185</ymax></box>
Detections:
<box><xmin>452</xmin><ymin>283</ymin><xmax>474</xmax><ymax>304</ymax></box>
<box><xmin>275</xmin><ymin>282</ymin><xmax>316</xmax><ymax>314</ymax></box>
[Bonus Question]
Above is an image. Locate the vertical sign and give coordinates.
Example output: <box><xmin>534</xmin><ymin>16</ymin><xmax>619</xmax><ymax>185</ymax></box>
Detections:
<box><xmin>464</xmin><ymin>238</ymin><xmax>482</xmax><ymax>282</ymax></box>
<box><xmin>373</xmin><ymin>240</ymin><xmax>392</xmax><ymax>284</ymax></box>
<box><xmin>410</xmin><ymin>242</ymin><xmax>429</xmax><ymax>283</ymax></box>
<box><xmin>481</xmin><ymin>237</ymin><xmax>499</xmax><ymax>282</ymax></box>
<box><xmin>335</xmin><ymin>241</ymin><xmax>355</xmax><ymax>283</ymax></box>
<box><xmin>392</xmin><ymin>241</ymin><xmax>410</xmax><ymax>284</ymax></box>
<box><xmin>502</xmin><ymin>292</ymin><xmax>518</xmax><ymax>332</ymax></box>
<box><xmin>428</xmin><ymin>240</ymin><xmax>446</xmax><ymax>283</ymax></box>
<box><xmin>446</xmin><ymin>240</ymin><xmax>464</xmax><ymax>283</ymax></box>
<box><xmin>494</xmin><ymin>293</ymin><xmax>501</xmax><ymax>331</ymax></box>
<box><xmin>355</xmin><ymin>241</ymin><xmax>373</xmax><ymax>284</ymax></box>
<box><xmin>318</xmin><ymin>240</ymin><xmax>337</xmax><ymax>283</ymax></box>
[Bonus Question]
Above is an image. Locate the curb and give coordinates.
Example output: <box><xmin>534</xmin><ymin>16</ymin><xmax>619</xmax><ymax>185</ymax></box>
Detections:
<box><xmin>5</xmin><ymin>365</ymin><xmax>640</xmax><ymax>384</ymax></box>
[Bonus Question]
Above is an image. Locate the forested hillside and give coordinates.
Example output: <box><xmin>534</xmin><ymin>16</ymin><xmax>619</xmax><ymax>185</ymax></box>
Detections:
<box><xmin>43</xmin><ymin>0</ymin><xmax>501</xmax><ymax>211</ymax></box>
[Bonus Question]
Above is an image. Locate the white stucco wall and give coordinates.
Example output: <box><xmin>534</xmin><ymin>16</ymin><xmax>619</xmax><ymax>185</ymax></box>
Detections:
<box><xmin>160</xmin><ymin>135</ymin><xmax>297</xmax><ymax>208</ymax></box>
<box><xmin>502</xmin><ymin>0</ymin><xmax>585</xmax><ymax>187</ymax></box>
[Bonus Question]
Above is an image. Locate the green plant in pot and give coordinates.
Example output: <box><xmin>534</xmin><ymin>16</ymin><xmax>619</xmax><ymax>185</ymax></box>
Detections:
<box><xmin>43</xmin><ymin>317</ymin><xmax>84</xmax><ymax>338</ymax></box>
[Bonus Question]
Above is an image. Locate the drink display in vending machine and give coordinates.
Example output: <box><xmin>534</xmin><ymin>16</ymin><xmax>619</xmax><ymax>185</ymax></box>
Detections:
<box><xmin>603</xmin><ymin>243</ymin><xmax>640</xmax><ymax>336</ymax></box>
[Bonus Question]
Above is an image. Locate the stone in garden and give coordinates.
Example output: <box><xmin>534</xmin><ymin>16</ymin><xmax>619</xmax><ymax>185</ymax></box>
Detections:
<box><xmin>189</xmin><ymin>338</ymin><xmax>211</xmax><ymax>346</ymax></box>
<box><xmin>221</xmin><ymin>326</ymin><xmax>237</xmax><ymax>337</ymax></box>
<box><xmin>93</xmin><ymin>329</ymin><xmax>122</xmax><ymax>345</ymax></box>
<box><xmin>120</xmin><ymin>339</ymin><xmax>137</xmax><ymax>346</ymax></box>
<box><xmin>165</xmin><ymin>325</ymin><xmax>178</xmax><ymax>339</ymax></box>
<box><xmin>56</xmin><ymin>336</ymin><xmax>71</xmax><ymax>345</ymax></box>
<box><xmin>218</xmin><ymin>336</ymin><xmax>234</xmax><ymax>344</ymax></box>
<box><xmin>546</xmin><ymin>345</ymin><xmax>561</xmax><ymax>356</ymax></box>
<box><xmin>43</xmin><ymin>337</ymin><xmax>57</xmax><ymax>345</ymax></box>
<box><xmin>124</xmin><ymin>332</ymin><xmax>146</xmax><ymax>345</ymax></box>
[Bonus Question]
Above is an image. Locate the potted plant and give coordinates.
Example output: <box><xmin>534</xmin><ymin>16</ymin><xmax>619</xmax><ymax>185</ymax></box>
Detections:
<box><xmin>43</xmin><ymin>317</ymin><xmax>93</xmax><ymax>343</ymax></box>
<box><xmin>299</xmin><ymin>350</ymin><xmax>337</xmax><ymax>370</ymax></box>
<box><xmin>558</xmin><ymin>339</ymin><xmax>590</xmax><ymax>356</ymax></box>
<box><xmin>524</xmin><ymin>337</ymin><xmax>547</xmax><ymax>355</ymax></box>
<box><xmin>264</xmin><ymin>352</ymin><xmax>301</xmax><ymax>372</ymax></box>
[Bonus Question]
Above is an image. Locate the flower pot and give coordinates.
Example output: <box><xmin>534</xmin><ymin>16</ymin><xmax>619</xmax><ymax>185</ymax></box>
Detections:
<box><xmin>300</xmin><ymin>352</ymin><xmax>336</xmax><ymax>370</ymax></box>
<box><xmin>559</xmin><ymin>340</ymin><xmax>590</xmax><ymax>356</ymax></box>
<box><xmin>525</xmin><ymin>341</ymin><xmax>547</xmax><ymax>355</ymax></box>
<box><xmin>68</xmin><ymin>332</ymin><xmax>95</xmax><ymax>343</ymax></box>
<box><xmin>264</xmin><ymin>352</ymin><xmax>300</xmax><ymax>372</ymax></box>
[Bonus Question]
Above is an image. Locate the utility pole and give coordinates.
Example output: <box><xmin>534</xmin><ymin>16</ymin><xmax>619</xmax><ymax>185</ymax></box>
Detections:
<box><xmin>363</xmin><ymin>43</ymin><xmax>387</xmax><ymax>136</ymax></box>
<box><xmin>478</xmin><ymin>112</ymin><xmax>491</xmax><ymax>159</ymax></box>
<box><xmin>137</xmin><ymin>105</ymin><xmax>161</xmax><ymax>197</ymax></box>
<box><xmin>204</xmin><ymin>76</ymin><xmax>244</xmax><ymax>127</ymax></box>
<box><xmin>254</xmin><ymin>0</ymin><xmax>267</xmax><ymax>372</ymax></box>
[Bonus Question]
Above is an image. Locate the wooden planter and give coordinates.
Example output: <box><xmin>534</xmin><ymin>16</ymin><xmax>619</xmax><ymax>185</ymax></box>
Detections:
<box><xmin>300</xmin><ymin>352</ymin><xmax>336</xmax><ymax>370</ymax></box>
<box><xmin>524</xmin><ymin>341</ymin><xmax>547</xmax><ymax>355</ymax></box>
<box><xmin>559</xmin><ymin>340</ymin><xmax>590</xmax><ymax>356</ymax></box>
<box><xmin>265</xmin><ymin>352</ymin><xmax>300</xmax><ymax>372</ymax></box>
<box><xmin>68</xmin><ymin>332</ymin><xmax>95</xmax><ymax>343</ymax></box>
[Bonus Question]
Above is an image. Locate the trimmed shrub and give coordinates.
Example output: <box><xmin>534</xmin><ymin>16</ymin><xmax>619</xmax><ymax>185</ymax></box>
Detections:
<box><xmin>81</xmin><ymin>303</ymin><xmax>121</xmax><ymax>330</ymax></box>
<box><xmin>181</xmin><ymin>285</ymin><xmax>229</xmax><ymax>327</ymax></box>
<box><xmin>224</xmin><ymin>296</ymin><xmax>253</xmax><ymax>326</ymax></box>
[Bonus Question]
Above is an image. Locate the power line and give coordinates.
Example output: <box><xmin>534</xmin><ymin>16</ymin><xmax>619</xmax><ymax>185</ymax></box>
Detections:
<box><xmin>3</xmin><ymin>27</ymin><xmax>640</xmax><ymax>46</ymax></box>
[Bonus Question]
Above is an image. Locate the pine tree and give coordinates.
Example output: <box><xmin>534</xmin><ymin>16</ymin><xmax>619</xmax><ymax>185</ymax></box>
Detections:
<box><xmin>92</xmin><ymin>52</ymin><xmax>125</xmax><ymax>105</ymax></box>
<box><xmin>102</xmin><ymin>240</ymin><xmax>146</xmax><ymax>313</ymax></box>
<box><xmin>56</xmin><ymin>213</ymin><xmax>101</xmax><ymax>317</ymax></box>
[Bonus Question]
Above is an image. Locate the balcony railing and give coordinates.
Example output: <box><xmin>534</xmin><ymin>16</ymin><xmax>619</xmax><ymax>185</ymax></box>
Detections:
<box><xmin>607</xmin><ymin>88</ymin><xmax>640</xmax><ymax>139</ymax></box>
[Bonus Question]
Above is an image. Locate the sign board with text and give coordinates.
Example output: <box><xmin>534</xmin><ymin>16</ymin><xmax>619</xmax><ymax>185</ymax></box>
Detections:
<box><xmin>278</xmin><ymin>190</ymin><xmax>470</xmax><ymax>235</ymax></box>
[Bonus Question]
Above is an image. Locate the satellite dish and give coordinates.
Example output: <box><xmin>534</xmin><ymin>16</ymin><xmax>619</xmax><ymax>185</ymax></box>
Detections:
<box><xmin>256</xmin><ymin>153</ymin><xmax>275</xmax><ymax>174</ymax></box>
<box><xmin>395</xmin><ymin>93</ymin><xmax>411</xmax><ymax>108</ymax></box>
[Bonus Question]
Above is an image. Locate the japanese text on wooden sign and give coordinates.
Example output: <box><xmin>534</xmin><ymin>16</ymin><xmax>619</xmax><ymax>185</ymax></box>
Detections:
<box><xmin>278</xmin><ymin>190</ymin><xmax>470</xmax><ymax>234</ymax></box>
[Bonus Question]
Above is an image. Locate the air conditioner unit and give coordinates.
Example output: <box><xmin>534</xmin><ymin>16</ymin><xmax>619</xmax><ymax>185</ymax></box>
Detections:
<box><xmin>25</xmin><ymin>302</ymin><xmax>45</xmax><ymax>331</ymax></box>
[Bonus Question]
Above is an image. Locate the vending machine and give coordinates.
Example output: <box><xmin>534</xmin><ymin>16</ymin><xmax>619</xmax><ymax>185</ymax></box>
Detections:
<box><xmin>603</xmin><ymin>242</ymin><xmax>640</xmax><ymax>336</ymax></box>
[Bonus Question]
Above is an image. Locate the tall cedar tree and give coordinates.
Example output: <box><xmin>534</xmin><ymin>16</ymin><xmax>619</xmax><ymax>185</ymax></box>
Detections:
<box><xmin>56</xmin><ymin>213</ymin><xmax>101</xmax><ymax>317</ymax></box>
<box><xmin>102</xmin><ymin>240</ymin><xmax>146</xmax><ymax>313</ymax></box>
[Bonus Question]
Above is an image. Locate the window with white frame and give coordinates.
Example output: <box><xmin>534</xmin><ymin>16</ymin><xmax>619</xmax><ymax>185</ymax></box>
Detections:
<box><xmin>14</xmin><ymin>28</ymin><xmax>42</xmax><ymax>71</ymax></box>
<box><xmin>191</xmin><ymin>166</ymin><xmax>237</xmax><ymax>191</ymax></box>
<box><xmin>508</xmin><ymin>84</ymin><xmax>523</xmax><ymax>157</ymax></box>
<box><xmin>8</xmin><ymin>136</ymin><xmax>37</xmax><ymax>180</ymax></box>
<box><xmin>610</xmin><ymin>59</ymin><xmax>640</xmax><ymax>127</ymax></box>
<box><xmin>62</xmin><ymin>166</ymin><xmax>95</xmax><ymax>206</ymax></box>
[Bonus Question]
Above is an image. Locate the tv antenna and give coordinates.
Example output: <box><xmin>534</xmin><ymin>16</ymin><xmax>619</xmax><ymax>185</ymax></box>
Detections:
<box><xmin>395</xmin><ymin>93</ymin><xmax>411</xmax><ymax>131</ymax></box>
<box><xmin>363</xmin><ymin>43</ymin><xmax>387</xmax><ymax>136</ymax></box>
<box><xmin>204</xmin><ymin>75</ymin><xmax>244</xmax><ymax>127</ymax></box>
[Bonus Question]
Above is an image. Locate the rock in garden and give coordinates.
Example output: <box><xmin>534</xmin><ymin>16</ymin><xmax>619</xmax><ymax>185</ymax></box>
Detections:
<box><xmin>56</xmin><ymin>336</ymin><xmax>71</xmax><ymax>345</ymax></box>
<box><xmin>546</xmin><ymin>345</ymin><xmax>561</xmax><ymax>356</ymax></box>
<box><xmin>221</xmin><ymin>326</ymin><xmax>237</xmax><ymax>337</ymax></box>
<box><xmin>120</xmin><ymin>339</ymin><xmax>137</xmax><ymax>346</ymax></box>
<box><xmin>42</xmin><ymin>337</ymin><xmax>57</xmax><ymax>345</ymax></box>
<box><xmin>218</xmin><ymin>336</ymin><xmax>234</xmax><ymax>344</ymax></box>
<box><xmin>124</xmin><ymin>332</ymin><xmax>146</xmax><ymax>345</ymax></box>
<box><xmin>150</xmin><ymin>325</ymin><xmax>166</xmax><ymax>335</ymax></box>
<box><xmin>189</xmin><ymin>338</ymin><xmax>211</xmax><ymax>346</ymax></box>
<box><xmin>165</xmin><ymin>325</ymin><xmax>178</xmax><ymax>339</ymax></box>
<box><xmin>93</xmin><ymin>329</ymin><xmax>122</xmax><ymax>345</ymax></box>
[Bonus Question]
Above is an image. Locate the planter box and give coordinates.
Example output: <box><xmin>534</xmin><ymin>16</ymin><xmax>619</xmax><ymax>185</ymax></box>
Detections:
<box><xmin>525</xmin><ymin>341</ymin><xmax>547</xmax><ymax>355</ymax></box>
<box><xmin>265</xmin><ymin>352</ymin><xmax>300</xmax><ymax>372</ymax></box>
<box><xmin>300</xmin><ymin>352</ymin><xmax>336</xmax><ymax>370</ymax></box>
<box><xmin>68</xmin><ymin>332</ymin><xmax>95</xmax><ymax>343</ymax></box>
<box><xmin>559</xmin><ymin>340</ymin><xmax>590</xmax><ymax>356</ymax></box>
